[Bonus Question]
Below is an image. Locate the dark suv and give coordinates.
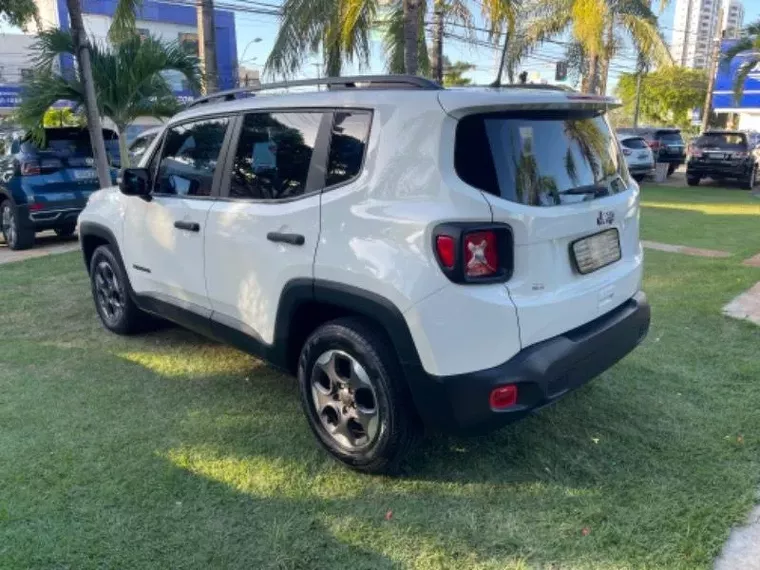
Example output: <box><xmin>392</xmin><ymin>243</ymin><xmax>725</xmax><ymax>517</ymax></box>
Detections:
<box><xmin>617</xmin><ymin>127</ymin><xmax>685</xmax><ymax>176</ymax></box>
<box><xmin>0</xmin><ymin>128</ymin><xmax>119</xmax><ymax>250</ymax></box>
<box><xmin>686</xmin><ymin>130</ymin><xmax>759</xmax><ymax>189</ymax></box>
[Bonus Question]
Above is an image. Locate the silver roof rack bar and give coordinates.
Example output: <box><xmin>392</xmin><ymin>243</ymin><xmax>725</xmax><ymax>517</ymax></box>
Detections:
<box><xmin>188</xmin><ymin>75</ymin><xmax>443</xmax><ymax>108</ymax></box>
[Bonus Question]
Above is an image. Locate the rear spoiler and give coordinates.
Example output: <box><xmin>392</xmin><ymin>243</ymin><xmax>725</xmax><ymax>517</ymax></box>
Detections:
<box><xmin>438</xmin><ymin>90</ymin><xmax>621</xmax><ymax>118</ymax></box>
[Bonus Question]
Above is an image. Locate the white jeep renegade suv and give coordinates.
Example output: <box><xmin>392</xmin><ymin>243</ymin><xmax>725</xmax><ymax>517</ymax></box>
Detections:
<box><xmin>79</xmin><ymin>76</ymin><xmax>650</xmax><ymax>474</ymax></box>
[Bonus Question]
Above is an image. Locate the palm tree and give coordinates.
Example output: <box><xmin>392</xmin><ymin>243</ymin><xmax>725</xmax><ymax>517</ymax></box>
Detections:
<box><xmin>722</xmin><ymin>19</ymin><xmax>760</xmax><ymax>104</ymax></box>
<box><xmin>17</xmin><ymin>30</ymin><xmax>201</xmax><ymax>168</ymax></box>
<box><xmin>383</xmin><ymin>0</ymin><xmax>430</xmax><ymax>75</ymax></box>
<box><xmin>526</xmin><ymin>0</ymin><xmax>670</xmax><ymax>94</ymax></box>
<box><xmin>266</xmin><ymin>0</ymin><xmax>376</xmax><ymax>78</ymax></box>
<box><xmin>481</xmin><ymin>0</ymin><xmax>519</xmax><ymax>86</ymax></box>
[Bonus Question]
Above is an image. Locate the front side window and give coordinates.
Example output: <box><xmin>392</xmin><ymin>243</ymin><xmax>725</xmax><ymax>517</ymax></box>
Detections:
<box><xmin>129</xmin><ymin>133</ymin><xmax>157</xmax><ymax>163</ymax></box>
<box><xmin>154</xmin><ymin>117</ymin><xmax>228</xmax><ymax>197</ymax></box>
<box><xmin>455</xmin><ymin>110</ymin><xmax>625</xmax><ymax>207</ymax></box>
<box><xmin>229</xmin><ymin>112</ymin><xmax>323</xmax><ymax>200</ymax></box>
<box><xmin>326</xmin><ymin>111</ymin><xmax>371</xmax><ymax>187</ymax></box>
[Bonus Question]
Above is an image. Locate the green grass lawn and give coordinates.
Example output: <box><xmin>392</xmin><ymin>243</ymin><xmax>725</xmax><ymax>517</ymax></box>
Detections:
<box><xmin>2</xmin><ymin>185</ymin><xmax>760</xmax><ymax>569</ymax></box>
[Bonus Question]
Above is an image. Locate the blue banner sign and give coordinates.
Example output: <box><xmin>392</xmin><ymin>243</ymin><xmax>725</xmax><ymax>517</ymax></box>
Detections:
<box><xmin>714</xmin><ymin>40</ymin><xmax>760</xmax><ymax>110</ymax></box>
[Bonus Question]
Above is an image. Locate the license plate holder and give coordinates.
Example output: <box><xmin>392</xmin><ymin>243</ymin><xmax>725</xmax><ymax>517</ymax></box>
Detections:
<box><xmin>571</xmin><ymin>229</ymin><xmax>621</xmax><ymax>275</ymax></box>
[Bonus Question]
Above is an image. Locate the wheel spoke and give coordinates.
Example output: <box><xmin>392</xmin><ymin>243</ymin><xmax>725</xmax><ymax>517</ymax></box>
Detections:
<box><xmin>330</xmin><ymin>414</ymin><xmax>356</xmax><ymax>444</ymax></box>
<box><xmin>312</xmin><ymin>383</ymin><xmax>336</xmax><ymax>413</ymax></box>
<box><xmin>350</xmin><ymin>405</ymin><xmax>377</xmax><ymax>436</ymax></box>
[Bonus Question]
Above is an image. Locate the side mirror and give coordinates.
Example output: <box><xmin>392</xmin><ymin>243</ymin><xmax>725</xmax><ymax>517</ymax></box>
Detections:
<box><xmin>120</xmin><ymin>168</ymin><xmax>152</xmax><ymax>200</ymax></box>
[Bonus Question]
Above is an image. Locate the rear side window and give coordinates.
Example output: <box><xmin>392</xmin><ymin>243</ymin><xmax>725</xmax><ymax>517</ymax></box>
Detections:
<box><xmin>154</xmin><ymin>117</ymin><xmax>229</xmax><ymax>197</ymax></box>
<box><xmin>621</xmin><ymin>137</ymin><xmax>649</xmax><ymax>150</ymax></box>
<box><xmin>326</xmin><ymin>111</ymin><xmax>371</xmax><ymax>187</ymax></box>
<box><xmin>694</xmin><ymin>133</ymin><xmax>747</xmax><ymax>150</ymax></box>
<box><xmin>229</xmin><ymin>112</ymin><xmax>323</xmax><ymax>200</ymax></box>
<box><xmin>455</xmin><ymin>110</ymin><xmax>625</xmax><ymax>207</ymax></box>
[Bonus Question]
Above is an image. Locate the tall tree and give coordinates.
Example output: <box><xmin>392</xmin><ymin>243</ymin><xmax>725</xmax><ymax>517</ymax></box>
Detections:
<box><xmin>442</xmin><ymin>58</ymin><xmax>475</xmax><ymax>86</ymax></box>
<box><xmin>527</xmin><ymin>0</ymin><xmax>671</xmax><ymax>94</ymax></box>
<box><xmin>0</xmin><ymin>0</ymin><xmax>39</xmax><ymax>28</ymax></box>
<box><xmin>430</xmin><ymin>0</ymin><xmax>444</xmax><ymax>83</ymax></box>
<box><xmin>19</xmin><ymin>30</ymin><xmax>201</xmax><ymax>168</ymax></box>
<box><xmin>197</xmin><ymin>0</ymin><xmax>218</xmax><ymax>93</ymax></box>
<box><xmin>482</xmin><ymin>0</ymin><xmax>518</xmax><ymax>86</ymax></box>
<box><xmin>383</xmin><ymin>0</ymin><xmax>429</xmax><ymax>75</ymax></box>
<box><xmin>66</xmin><ymin>0</ymin><xmax>111</xmax><ymax>188</ymax></box>
<box><xmin>722</xmin><ymin>19</ymin><xmax>760</xmax><ymax>104</ymax></box>
<box><xmin>266</xmin><ymin>0</ymin><xmax>376</xmax><ymax>78</ymax></box>
<box><xmin>403</xmin><ymin>0</ymin><xmax>421</xmax><ymax>74</ymax></box>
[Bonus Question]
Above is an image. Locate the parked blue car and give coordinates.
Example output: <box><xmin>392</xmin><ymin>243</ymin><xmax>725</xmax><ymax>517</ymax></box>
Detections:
<box><xmin>0</xmin><ymin>128</ymin><xmax>119</xmax><ymax>250</ymax></box>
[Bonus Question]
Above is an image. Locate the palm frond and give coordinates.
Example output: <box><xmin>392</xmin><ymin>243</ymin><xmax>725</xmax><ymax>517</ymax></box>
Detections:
<box><xmin>722</xmin><ymin>37</ymin><xmax>756</xmax><ymax>65</ymax></box>
<box><xmin>109</xmin><ymin>0</ymin><xmax>143</xmax><ymax>44</ymax></box>
<box><xmin>733</xmin><ymin>59</ymin><xmax>759</xmax><ymax>104</ymax></box>
<box><xmin>383</xmin><ymin>1</ymin><xmax>406</xmax><ymax>74</ymax></box>
<box><xmin>31</xmin><ymin>29</ymin><xmax>76</xmax><ymax>70</ymax></box>
<box><xmin>16</xmin><ymin>70</ymin><xmax>84</xmax><ymax>142</ymax></box>
<box><xmin>617</xmin><ymin>13</ymin><xmax>672</xmax><ymax>67</ymax></box>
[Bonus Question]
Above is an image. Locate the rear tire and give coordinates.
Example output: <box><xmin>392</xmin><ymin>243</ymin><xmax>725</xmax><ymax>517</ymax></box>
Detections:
<box><xmin>55</xmin><ymin>224</ymin><xmax>77</xmax><ymax>238</ymax></box>
<box><xmin>1</xmin><ymin>201</ymin><xmax>34</xmax><ymax>251</ymax></box>
<box><xmin>667</xmin><ymin>163</ymin><xmax>677</xmax><ymax>176</ymax></box>
<box><xmin>741</xmin><ymin>166</ymin><xmax>756</xmax><ymax>190</ymax></box>
<box><xmin>632</xmin><ymin>174</ymin><xmax>646</xmax><ymax>183</ymax></box>
<box><xmin>89</xmin><ymin>244</ymin><xmax>151</xmax><ymax>335</ymax></box>
<box><xmin>686</xmin><ymin>175</ymin><xmax>701</xmax><ymax>187</ymax></box>
<box><xmin>298</xmin><ymin>317</ymin><xmax>422</xmax><ymax>474</ymax></box>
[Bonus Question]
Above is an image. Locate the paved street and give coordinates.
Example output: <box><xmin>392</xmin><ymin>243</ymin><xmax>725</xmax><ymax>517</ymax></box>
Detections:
<box><xmin>0</xmin><ymin>231</ymin><xmax>80</xmax><ymax>265</ymax></box>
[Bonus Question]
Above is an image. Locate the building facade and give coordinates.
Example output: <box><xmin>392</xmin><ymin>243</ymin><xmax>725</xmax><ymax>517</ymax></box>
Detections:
<box><xmin>670</xmin><ymin>0</ymin><xmax>744</xmax><ymax>69</ymax></box>
<box><xmin>0</xmin><ymin>0</ymin><xmax>238</xmax><ymax>123</ymax></box>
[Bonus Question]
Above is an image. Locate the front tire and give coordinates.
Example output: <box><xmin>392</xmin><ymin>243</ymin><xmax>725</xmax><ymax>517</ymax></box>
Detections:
<box><xmin>89</xmin><ymin>244</ymin><xmax>149</xmax><ymax>335</ymax></box>
<box><xmin>687</xmin><ymin>174</ymin><xmax>701</xmax><ymax>187</ymax></box>
<box><xmin>298</xmin><ymin>318</ymin><xmax>422</xmax><ymax>474</ymax></box>
<box><xmin>667</xmin><ymin>163</ymin><xmax>677</xmax><ymax>176</ymax></box>
<box><xmin>1</xmin><ymin>201</ymin><xmax>34</xmax><ymax>250</ymax></box>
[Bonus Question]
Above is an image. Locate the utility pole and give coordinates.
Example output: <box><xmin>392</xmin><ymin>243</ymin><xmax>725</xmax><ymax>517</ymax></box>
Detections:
<box><xmin>197</xmin><ymin>0</ymin><xmax>218</xmax><ymax>94</ymax></box>
<box><xmin>66</xmin><ymin>0</ymin><xmax>110</xmax><ymax>189</ymax></box>
<box><xmin>702</xmin><ymin>6</ymin><xmax>723</xmax><ymax>132</ymax></box>
<box><xmin>431</xmin><ymin>1</ymin><xmax>444</xmax><ymax>84</ymax></box>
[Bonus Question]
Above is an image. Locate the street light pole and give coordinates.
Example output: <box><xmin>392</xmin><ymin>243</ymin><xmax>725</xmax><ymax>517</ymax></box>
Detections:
<box><xmin>702</xmin><ymin>7</ymin><xmax>724</xmax><ymax>132</ymax></box>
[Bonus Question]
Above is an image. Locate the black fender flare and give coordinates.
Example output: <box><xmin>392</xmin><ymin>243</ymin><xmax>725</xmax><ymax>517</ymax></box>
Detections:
<box><xmin>78</xmin><ymin>221</ymin><xmax>123</xmax><ymax>274</ymax></box>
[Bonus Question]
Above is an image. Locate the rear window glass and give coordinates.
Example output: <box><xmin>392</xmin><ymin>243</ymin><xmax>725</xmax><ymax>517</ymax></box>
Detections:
<box><xmin>455</xmin><ymin>110</ymin><xmax>626</xmax><ymax>206</ymax></box>
<box><xmin>694</xmin><ymin>133</ymin><xmax>747</xmax><ymax>150</ymax></box>
<box><xmin>21</xmin><ymin>130</ymin><xmax>120</xmax><ymax>159</ymax></box>
<box><xmin>657</xmin><ymin>131</ymin><xmax>683</xmax><ymax>144</ymax></box>
<box><xmin>621</xmin><ymin>137</ymin><xmax>649</xmax><ymax>150</ymax></box>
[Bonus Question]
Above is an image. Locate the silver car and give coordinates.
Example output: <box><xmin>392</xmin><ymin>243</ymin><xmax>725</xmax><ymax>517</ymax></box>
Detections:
<box><xmin>617</xmin><ymin>134</ymin><xmax>655</xmax><ymax>182</ymax></box>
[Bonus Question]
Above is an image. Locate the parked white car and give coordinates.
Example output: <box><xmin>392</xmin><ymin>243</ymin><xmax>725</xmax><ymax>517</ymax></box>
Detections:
<box><xmin>617</xmin><ymin>133</ymin><xmax>655</xmax><ymax>182</ymax></box>
<box><xmin>79</xmin><ymin>76</ymin><xmax>650</xmax><ymax>473</ymax></box>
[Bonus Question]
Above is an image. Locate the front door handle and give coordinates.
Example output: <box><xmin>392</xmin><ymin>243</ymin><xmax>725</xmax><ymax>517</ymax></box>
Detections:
<box><xmin>267</xmin><ymin>232</ymin><xmax>305</xmax><ymax>246</ymax></box>
<box><xmin>174</xmin><ymin>220</ymin><xmax>200</xmax><ymax>232</ymax></box>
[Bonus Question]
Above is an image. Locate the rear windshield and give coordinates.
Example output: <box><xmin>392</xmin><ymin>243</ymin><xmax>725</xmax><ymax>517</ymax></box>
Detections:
<box><xmin>21</xmin><ymin>129</ymin><xmax>119</xmax><ymax>158</ymax></box>
<box><xmin>621</xmin><ymin>137</ymin><xmax>649</xmax><ymax>150</ymax></box>
<box><xmin>656</xmin><ymin>131</ymin><xmax>683</xmax><ymax>144</ymax></box>
<box><xmin>694</xmin><ymin>133</ymin><xmax>747</xmax><ymax>150</ymax></box>
<box><xmin>455</xmin><ymin>110</ymin><xmax>626</xmax><ymax>206</ymax></box>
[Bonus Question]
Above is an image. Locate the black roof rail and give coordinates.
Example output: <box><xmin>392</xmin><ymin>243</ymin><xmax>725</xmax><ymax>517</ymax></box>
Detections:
<box><xmin>187</xmin><ymin>75</ymin><xmax>442</xmax><ymax>108</ymax></box>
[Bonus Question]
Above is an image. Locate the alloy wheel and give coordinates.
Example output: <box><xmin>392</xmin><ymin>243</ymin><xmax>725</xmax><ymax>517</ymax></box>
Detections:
<box><xmin>310</xmin><ymin>349</ymin><xmax>380</xmax><ymax>451</ymax></box>
<box><xmin>94</xmin><ymin>260</ymin><xmax>125</xmax><ymax>324</ymax></box>
<box><xmin>1</xmin><ymin>205</ymin><xmax>16</xmax><ymax>247</ymax></box>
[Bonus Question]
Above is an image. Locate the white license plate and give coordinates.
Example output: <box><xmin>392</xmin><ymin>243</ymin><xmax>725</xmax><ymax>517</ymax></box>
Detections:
<box><xmin>571</xmin><ymin>229</ymin><xmax>621</xmax><ymax>275</ymax></box>
<box><xmin>637</xmin><ymin>152</ymin><xmax>649</xmax><ymax>159</ymax></box>
<box><xmin>72</xmin><ymin>169</ymin><xmax>97</xmax><ymax>180</ymax></box>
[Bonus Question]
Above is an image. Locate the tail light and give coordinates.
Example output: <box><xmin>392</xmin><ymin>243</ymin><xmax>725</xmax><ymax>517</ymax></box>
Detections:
<box><xmin>688</xmin><ymin>146</ymin><xmax>703</xmax><ymax>158</ymax></box>
<box><xmin>433</xmin><ymin>223</ymin><xmax>513</xmax><ymax>284</ymax></box>
<box><xmin>20</xmin><ymin>161</ymin><xmax>41</xmax><ymax>176</ymax></box>
<box><xmin>648</xmin><ymin>140</ymin><xmax>661</xmax><ymax>150</ymax></box>
<box><xmin>622</xmin><ymin>148</ymin><xmax>632</xmax><ymax>156</ymax></box>
<box><xmin>490</xmin><ymin>385</ymin><xmax>518</xmax><ymax>409</ymax></box>
<box><xmin>733</xmin><ymin>151</ymin><xmax>749</xmax><ymax>159</ymax></box>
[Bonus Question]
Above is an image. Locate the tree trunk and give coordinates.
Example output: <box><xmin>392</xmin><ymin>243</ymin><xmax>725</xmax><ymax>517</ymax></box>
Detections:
<box><xmin>492</xmin><ymin>30</ymin><xmax>510</xmax><ymax>87</ymax></box>
<box><xmin>598</xmin><ymin>17</ymin><xmax>614</xmax><ymax>95</ymax></box>
<box><xmin>197</xmin><ymin>0</ymin><xmax>218</xmax><ymax>94</ymax></box>
<box><xmin>431</xmin><ymin>1</ymin><xmax>443</xmax><ymax>83</ymax></box>
<box><xmin>115</xmin><ymin>123</ymin><xmax>130</xmax><ymax>169</ymax></box>
<box><xmin>586</xmin><ymin>52</ymin><xmax>600</xmax><ymax>94</ymax></box>
<box><xmin>66</xmin><ymin>0</ymin><xmax>111</xmax><ymax>189</ymax></box>
<box><xmin>403</xmin><ymin>0</ymin><xmax>419</xmax><ymax>75</ymax></box>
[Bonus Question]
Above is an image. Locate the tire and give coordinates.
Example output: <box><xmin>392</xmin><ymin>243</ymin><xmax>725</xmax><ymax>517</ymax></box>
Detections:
<box><xmin>1</xmin><ymin>201</ymin><xmax>34</xmax><ymax>250</ymax></box>
<box><xmin>686</xmin><ymin>175</ymin><xmax>701</xmax><ymax>187</ymax></box>
<box><xmin>89</xmin><ymin>244</ymin><xmax>150</xmax><ymax>335</ymax></box>
<box><xmin>298</xmin><ymin>317</ymin><xmax>422</xmax><ymax>474</ymax></box>
<box><xmin>54</xmin><ymin>224</ymin><xmax>77</xmax><ymax>238</ymax></box>
<box><xmin>632</xmin><ymin>174</ymin><xmax>646</xmax><ymax>183</ymax></box>
<box><xmin>741</xmin><ymin>166</ymin><xmax>756</xmax><ymax>190</ymax></box>
<box><xmin>667</xmin><ymin>163</ymin><xmax>677</xmax><ymax>176</ymax></box>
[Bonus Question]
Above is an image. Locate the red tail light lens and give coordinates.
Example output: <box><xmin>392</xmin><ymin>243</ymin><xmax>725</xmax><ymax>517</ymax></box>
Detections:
<box><xmin>464</xmin><ymin>231</ymin><xmax>499</xmax><ymax>278</ymax></box>
<box><xmin>435</xmin><ymin>235</ymin><xmax>456</xmax><ymax>269</ymax></box>
<box><xmin>490</xmin><ymin>385</ymin><xmax>518</xmax><ymax>409</ymax></box>
<box><xmin>28</xmin><ymin>203</ymin><xmax>44</xmax><ymax>211</ymax></box>
<box><xmin>20</xmin><ymin>161</ymin><xmax>41</xmax><ymax>176</ymax></box>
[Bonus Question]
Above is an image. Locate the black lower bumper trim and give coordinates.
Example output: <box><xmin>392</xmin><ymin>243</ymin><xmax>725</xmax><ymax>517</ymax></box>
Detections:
<box><xmin>407</xmin><ymin>292</ymin><xmax>651</xmax><ymax>434</ymax></box>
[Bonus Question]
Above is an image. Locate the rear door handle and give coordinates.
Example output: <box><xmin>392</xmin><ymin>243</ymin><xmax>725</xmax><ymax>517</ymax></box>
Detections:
<box><xmin>174</xmin><ymin>220</ymin><xmax>200</xmax><ymax>232</ymax></box>
<box><xmin>267</xmin><ymin>232</ymin><xmax>305</xmax><ymax>246</ymax></box>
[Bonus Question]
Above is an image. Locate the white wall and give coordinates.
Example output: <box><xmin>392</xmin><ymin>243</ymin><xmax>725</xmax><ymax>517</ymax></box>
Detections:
<box><xmin>0</xmin><ymin>34</ymin><xmax>37</xmax><ymax>84</ymax></box>
<box><xmin>738</xmin><ymin>112</ymin><xmax>760</xmax><ymax>132</ymax></box>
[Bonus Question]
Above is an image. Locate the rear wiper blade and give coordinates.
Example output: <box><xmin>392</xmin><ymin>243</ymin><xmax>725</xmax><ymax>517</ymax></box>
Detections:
<box><xmin>559</xmin><ymin>184</ymin><xmax>609</xmax><ymax>196</ymax></box>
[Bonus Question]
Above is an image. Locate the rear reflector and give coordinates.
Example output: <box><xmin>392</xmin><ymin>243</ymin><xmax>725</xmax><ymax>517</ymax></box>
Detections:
<box><xmin>490</xmin><ymin>385</ymin><xmax>518</xmax><ymax>409</ymax></box>
<box><xmin>435</xmin><ymin>235</ymin><xmax>456</xmax><ymax>269</ymax></box>
<box><xmin>28</xmin><ymin>203</ymin><xmax>44</xmax><ymax>211</ymax></box>
<box><xmin>464</xmin><ymin>231</ymin><xmax>498</xmax><ymax>278</ymax></box>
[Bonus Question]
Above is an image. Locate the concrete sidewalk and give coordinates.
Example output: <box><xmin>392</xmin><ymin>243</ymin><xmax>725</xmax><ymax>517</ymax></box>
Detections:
<box><xmin>0</xmin><ymin>231</ymin><xmax>80</xmax><ymax>265</ymax></box>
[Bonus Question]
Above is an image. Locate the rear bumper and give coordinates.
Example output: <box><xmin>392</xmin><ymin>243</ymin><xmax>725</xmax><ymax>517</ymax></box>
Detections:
<box><xmin>408</xmin><ymin>292</ymin><xmax>650</xmax><ymax>434</ymax></box>
<box><xmin>628</xmin><ymin>163</ymin><xmax>654</xmax><ymax>175</ymax></box>
<box><xmin>15</xmin><ymin>204</ymin><xmax>81</xmax><ymax>231</ymax></box>
<box><xmin>687</xmin><ymin>162</ymin><xmax>752</xmax><ymax>178</ymax></box>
